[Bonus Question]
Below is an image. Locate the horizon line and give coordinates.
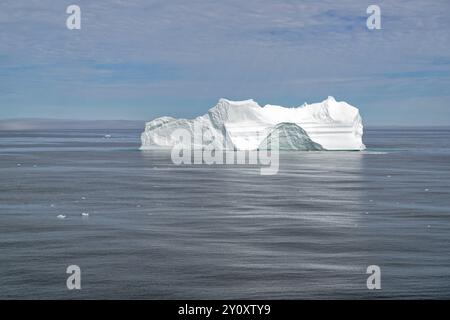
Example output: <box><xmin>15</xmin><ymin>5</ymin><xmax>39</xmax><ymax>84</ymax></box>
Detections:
<box><xmin>0</xmin><ymin>118</ymin><xmax>449</xmax><ymax>130</ymax></box>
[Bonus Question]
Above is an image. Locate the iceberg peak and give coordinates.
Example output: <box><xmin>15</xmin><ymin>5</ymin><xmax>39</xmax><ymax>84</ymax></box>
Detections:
<box><xmin>217</xmin><ymin>98</ymin><xmax>259</xmax><ymax>106</ymax></box>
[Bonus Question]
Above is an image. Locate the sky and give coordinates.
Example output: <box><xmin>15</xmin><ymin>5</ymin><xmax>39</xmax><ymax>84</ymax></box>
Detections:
<box><xmin>0</xmin><ymin>0</ymin><xmax>449</xmax><ymax>125</ymax></box>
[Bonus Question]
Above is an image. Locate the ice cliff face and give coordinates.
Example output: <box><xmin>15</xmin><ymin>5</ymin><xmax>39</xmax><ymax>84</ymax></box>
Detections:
<box><xmin>140</xmin><ymin>97</ymin><xmax>365</xmax><ymax>151</ymax></box>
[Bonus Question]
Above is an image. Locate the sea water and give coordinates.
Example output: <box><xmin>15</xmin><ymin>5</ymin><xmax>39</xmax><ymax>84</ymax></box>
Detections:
<box><xmin>0</xmin><ymin>127</ymin><xmax>449</xmax><ymax>298</ymax></box>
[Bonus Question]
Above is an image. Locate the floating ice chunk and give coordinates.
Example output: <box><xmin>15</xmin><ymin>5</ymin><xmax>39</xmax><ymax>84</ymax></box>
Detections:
<box><xmin>81</xmin><ymin>212</ymin><xmax>89</xmax><ymax>217</ymax></box>
<box><xmin>57</xmin><ymin>214</ymin><xmax>66</xmax><ymax>219</ymax></box>
<box><xmin>140</xmin><ymin>97</ymin><xmax>365</xmax><ymax>151</ymax></box>
<box><xmin>104</xmin><ymin>134</ymin><xmax>112</xmax><ymax>138</ymax></box>
<box><xmin>17</xmin><ymin>163</ymin><xmax>21</xmax><ymax>167</ymax></box>
<box><xmin>81</xmin><ymin>196</ymin><xmax>86</xmax><ymax>200</ymax></box>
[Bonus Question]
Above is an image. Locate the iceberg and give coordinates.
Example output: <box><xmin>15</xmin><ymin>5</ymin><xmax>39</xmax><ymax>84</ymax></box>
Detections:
<box><xmin>140</xmin><ymin>96</ymin><xmax>365</xmax><ymax>151</ymax></box>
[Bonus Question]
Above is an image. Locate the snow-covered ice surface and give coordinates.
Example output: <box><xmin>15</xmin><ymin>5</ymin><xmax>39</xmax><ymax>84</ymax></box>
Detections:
<box><xmin>140</xmin><ymin>97</ymin><xmax>365</xmax><ymax>151</ymax></box>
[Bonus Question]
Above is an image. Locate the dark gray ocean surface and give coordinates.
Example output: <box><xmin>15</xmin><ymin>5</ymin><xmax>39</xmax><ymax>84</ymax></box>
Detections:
<box><xmin>1</xmin><ymin>127</ymin><xmax>450</xmax><ymax>299</ymax></box>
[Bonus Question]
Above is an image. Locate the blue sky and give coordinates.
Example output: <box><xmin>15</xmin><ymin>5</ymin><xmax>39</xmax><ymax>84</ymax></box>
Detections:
<box><xmin>0</xmin><ymin>0</ymin><xmax>449</xmax><ymax>125</ymax></box>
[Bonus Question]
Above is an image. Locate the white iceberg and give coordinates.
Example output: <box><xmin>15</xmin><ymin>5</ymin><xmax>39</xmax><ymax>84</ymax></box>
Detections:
<box><xmin>140</xmin><ymin>96</ymin><xmax>365</xmax><ymax>151</ymax></box>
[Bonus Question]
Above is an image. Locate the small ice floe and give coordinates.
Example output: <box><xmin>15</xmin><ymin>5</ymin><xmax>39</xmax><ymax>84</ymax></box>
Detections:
<box><xmin>425</xmin><ymin>188</ymin><xmax>430</xmax><ymax>192</ymax></box>
<box><xmin>386</xmin><ymin>175</ymin><xmax>392</xmax><ymax>178</ymax></box>
<box><xmin>369</xmin><ymin>199</ymin><xmax>373</xmax><ymax>202</ymax></box>
<box><xmin>81</xmin><ymin>212</ymin><xmax>90</xmax><ymax>217</ymax></box>
<box><xmin>104</xmin><ymin>134</ymin><xmax>112</xmax><ymax>139</ymax></box>
<box><xmin>136</xmin><ymin>204</ymin><xmax>141</xmax><ymax>208</ymax></box>
<box><xmin>81</xmin><ymin>196</ymin><xmax>86</xmax><ymax>200</ymax></box>
<box><xmin>57</xmin><ymin>214</ymin><xmax>66</xmax><ymax>219</ymax></box>
<box><xmin>33</xmin><ymin>164</ymin><xmax>37</xmax><ymax>168</ymax></box>
<box><xmin>427</xmin><ymin>225</ymin><xmax>431</xmax><ymax>228</ymax></box>
<box><xmin>50</xmin><ymin>204</ymin><xmax>55</xmax><ymax>208</ymax></box>
<box><xmin>17</xmin><ymin>163</ymin><xmax>21</xmax><ymax>167</ymax></box>
<box><xmin>365</xmin><ymin>211</ymin><xmax>369</xmax><ymax>215</ymax></box>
